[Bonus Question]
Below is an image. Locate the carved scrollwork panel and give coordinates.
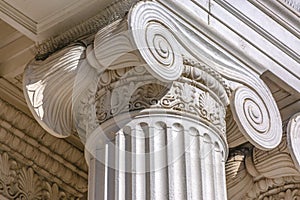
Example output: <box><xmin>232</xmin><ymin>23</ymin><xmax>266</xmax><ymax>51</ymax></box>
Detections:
<box><xmin>94</xmin><ymin>63</ymin><xmax>228</xmax><ymax>135</ymax></box>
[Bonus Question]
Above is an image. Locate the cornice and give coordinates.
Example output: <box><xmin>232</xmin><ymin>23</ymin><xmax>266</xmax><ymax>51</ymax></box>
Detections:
<box><xmin>280</xmin><ymin>0</ymin><xmax>300</xmax><ymax>14</ymax></box>
<box><xmin>214</xmin><ymin>0</ymin><xmax>300</xmax><ymax>64</ymax></box>
<box><xmin>249</xmin><ymin>0</ymin><xmax>300</xmax><ymax>38</ymax></box>
<box><xmin>0</xmin><ymin>0</ymin><xmax>133</xmax><ymax>44</ymax></box>
<box><xmin>0</xmin><ymin>0</ymin><xmax>37</xmax><ymax>35</ymax></box>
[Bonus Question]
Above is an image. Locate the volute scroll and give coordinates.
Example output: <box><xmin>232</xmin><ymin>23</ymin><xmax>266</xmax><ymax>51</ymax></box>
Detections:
<box><xmin>230</xmin><ymin>85</ymin><xmax>282</xmax><ymax>150</ymax></box>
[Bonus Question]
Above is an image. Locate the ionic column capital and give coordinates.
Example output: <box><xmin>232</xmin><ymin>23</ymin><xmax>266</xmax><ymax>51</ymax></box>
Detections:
<box><xmin>23</xmin><ymin>1</ymin><xmax>233</xmax><ymax>141</ymax></box>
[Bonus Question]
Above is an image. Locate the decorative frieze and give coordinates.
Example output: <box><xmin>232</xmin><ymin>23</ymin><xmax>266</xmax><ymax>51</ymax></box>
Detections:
<box><xmin>0</xmin><ymin>98</ymin><xmax>88</xmax><ymax>197</ymax></box>
<box><xmin>247</xmin><ymin>177</ymin><xmax>300</xmax><ymax>199</ymax></box>
<box><xmin>0</xmin><ymin>151</ymin><xmax>81</xmax><ymax>200</ymax></box>
<box><xmin>94</xmin><ymin>63</ymin><xmax>228</xmax><ymax>135</ymax></box>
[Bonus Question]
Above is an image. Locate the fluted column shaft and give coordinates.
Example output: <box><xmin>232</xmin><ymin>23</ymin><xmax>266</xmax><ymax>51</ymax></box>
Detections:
<box><xmin>86</xmin><ymin>113</ymin><xmax>228</xmax><ymax>200</ymax></box>
<box><xmin>85</xmin><ymin>60</ymin><xmax>229</xmax><ymax>200</ymax></box>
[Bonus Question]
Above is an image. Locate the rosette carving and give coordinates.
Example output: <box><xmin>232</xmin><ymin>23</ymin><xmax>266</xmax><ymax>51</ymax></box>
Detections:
<box><xmin>230</xmin><ymin>86</ymin><xmax>282</xmax><ymax>150</ymax></box>
<box><xmin>287</xmin><ymin>113</ymin><xmax>300</xmax><ymax>171</ymax></box>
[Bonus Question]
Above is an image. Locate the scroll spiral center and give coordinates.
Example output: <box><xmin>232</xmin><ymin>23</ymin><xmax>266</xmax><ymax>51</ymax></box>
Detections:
<box><xmin>146</xmin><ymin>24</ymin><xmax>174</xmax><ymax>68</ymax></box>
<box><xmin>246</xmin><ymin>100</ymin><xmax>262</xmax><ymax>124</ymax></box>
<box><xmin>244</xmin><ymin>97</ymin><xmax>269</xmax><ymax>134</ymax></box>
